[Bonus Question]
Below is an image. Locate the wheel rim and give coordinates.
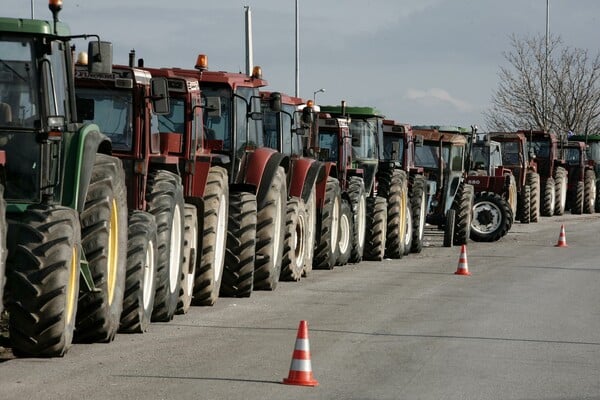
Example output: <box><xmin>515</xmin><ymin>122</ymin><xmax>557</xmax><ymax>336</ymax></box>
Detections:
<box><xmin>306</xmin><ymin>190</ymin><xmax>316</xmax><ymax>265</ymax></box>
<box><xmin>272</xmin><ymin>186</ymin><xmax>284</xmax><ymax>265</ymax></box>
<box><xmin>65</xmin><ymin>246</ymin><xmax>79</xmax><ymax>325</ymax></box>
<box><xmin>185</xmin><ymin>220</ymin><xmax>198</xmax><ymax>295</ymax></box>
<box><xmin>214</xmin><ymin>192</ymin><xmax>227</xmax><ymax>283</ymax></box>
<box><xmin>107</xmin><ymin>198</ymin><xmax>119</xmax><ymax>305</ymax></box>
<box><xmin>169</xmin><ymin>204</ymin><xmax>182</xmax><ymax>294</ymax></box>
<box><xmin>560</xmin><ymin>178</ymin><xmax>567</xmax><ymax>208</ymax></box>
<box><xmin>338</xmin><ymin>211</ymin><xmax>350</xmax><ymax>255</ymax></box>
<box><xmin>418</xmin><ymin>192</ymin><xmax>426</xmax><ymax>239</ymax></box>
<box><xmin>590</xmin><ymin>182</ymin><xmax>597</xmax><ymax>210</ymax></box>
<box><xmin>404</xmin><ymin>203</ymin><xmax>412</xmax><ymax>247</ymax></box>
<box><xmin>143</xmin><ymin>239</ymin><xmax>156</xmax><ymax>310</ymax></box>
<box><xmin>357</xmin><ymin>194</ymin><xmax>366</xmax><ymax>248</ymax></box>
<box><xmin>549</xmin><ymin>185</ymin><xmax>555</xmax><ymax>214</ymax></box>
<box><xmin>294</xmin><ymin>210</ymin><xmax>306</xmax><ymax>269</ymax></box>
<box><xmin>472</xmin><ymin>200</ymin><xmax>502</xmax><ymax>234</ymax></box>
<box><xmin>399</xmin><ymin>190</ymin><xmax>407</xmax><ymax>240</ymax></box>
<box><xmin>330</xmin><ymin>196</ymin><xmax>340</xmax><ymax>253</ymax></box>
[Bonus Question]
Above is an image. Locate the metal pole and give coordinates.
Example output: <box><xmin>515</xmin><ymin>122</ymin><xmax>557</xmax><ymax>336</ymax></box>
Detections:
<box><xmin>544</xmin><ymin>0</ymin><xmax>549</xmax><ymax>130</ymax></box>
<box><xmin>245</xmin><ymin>6</ymin><xmax>253</xmax><ymax>76</ymax></box>
<box><xmin>31</xmin><ymin>0</ymin><xmax>34</xmax><ymax>19</ymax></box>
<box><xmin>295</xmin><ymin>0</ymin><xmax>300</xmax><ymax>98</ymax></box>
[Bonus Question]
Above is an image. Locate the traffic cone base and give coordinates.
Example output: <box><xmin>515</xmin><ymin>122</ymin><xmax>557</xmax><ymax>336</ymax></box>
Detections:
<box><xmin>283</xmin><ymin>321</ymin><xmax>319</xmax><ymax>387</ymax></box>
<box><xmin>455</xmin><ymin>244</ymin><xmax>471</xmax><ymax>276</ymax></box>
<box><xmin>555</xmin><ymin>224</ymin><xmax>568</xmax><ymax>247</ymax></box>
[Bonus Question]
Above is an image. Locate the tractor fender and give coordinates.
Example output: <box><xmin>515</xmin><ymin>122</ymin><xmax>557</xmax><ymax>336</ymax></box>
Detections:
<box><xmin>244</xmin><ymin>149</ymin><xmax>289</xmax><ymax>209</ymax></box>
<box><xmin>69</xmin><ymin>124</ymin><xmax>112</xmax><ymax>213</ymax></box>
<box><xmin>301</xmin><ymin>160</ymin><xmax>325</xmax><ymax>204</ymax></box>
<box><xmin>315</xmin><ymin>161</ymin><xmax>338</xmax><ymax>209</ymax></box>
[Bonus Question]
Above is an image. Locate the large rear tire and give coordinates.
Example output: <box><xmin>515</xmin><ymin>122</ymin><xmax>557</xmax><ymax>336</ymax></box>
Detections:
<box><xmin>470</xmin><ymin>192</ymin><xmax>513</xmax><ymax>242</ymax></box>
<box><xmin>314</xmin><ymin>177</ymin><xmax>341</xmax><ymax>269</ymax></box>
<box><xmin>176</xmin><ymin>204</ymin><xmax>198</xmax><ymax>314</ymax></box>
<box><xmin>452</xmin><ymin>182</ymin><xmax>473</xmax><ymax>246</ymax></box>
<box><xmin>526</xmin><ymin>172</ymin><xmax>540</xmax><ymax>222</ymax></box>
<box><xmin>583</xmin><ymin>169</ymin><xmax>596</xmax><ymax>214</ymax></box>
<box><xmin>518</xmin><ymin>185</ymin><xmax>531</xmax><ymax>223</ymax></box>
<box><xmin>147</xmin><ymin>170</ymin><xmax>185</xmax><ymax>322</ymax></box>
<box><xmin>378</xmin><ymin>169</ymin><xmax>407</xmax><ymax>259</ymax></box>
<box><xmin>336</xmin><ymin>199</ymin><xmax>353</xmax><ymax>266</ymax></box>
<box><xmin>6</xmin><ymin>206</ymin><xmax>80</xmax><ymax>357</ymax></box>
<box><xmin>254</xmin><ymin>166</ymin><xmax>287</xmax><ymax>290</ymax></box>
<box><xmin>542</xmin><ymin>177</ymin><xmax>556</xmax><ymax>217</ymax></box>
<box><xmin>347</xmin><ymin>177</ymin><xmax>366</xmax><ymax>263</ymax></box>
<box><xmin>363</xmin><ymin>197</ymin><xmax>387</xmax><ymax>261</ymax></box>
<box><xmin>443</xmin><ymin>209</ymin><xmax>456</xmax><ymax>248</ymax></box>
<box><xmin>220</xmin><ymin>192</ymin><xmax>256</xmax><ymax>297</ymax></box>
<box><xmin>303</xmin><ymin>184</ymin><xmax>317</xmax><ymax>276</ymax></box>
<box><xmin>571</xmin><ymin>181</ymin><xmax>585</xmax><ymax>214</ymax></box>
<box><xmin>280</xmin><ymin>197</ymin><xmax>307</xmax><ymax>281</ymax></box>
<box><xmin>119</xmin><ymin>211</ymin><xmax>157</xmax><ymax>333</ymax></box>
<box><xmin>76</xmin><ymin>154</ymin><xmax>127</xmax><ymax>343</ymax></box>
<box><xmin>409</xmin><ymin>175</ymin><xmax>426</xmax><ymax>253</ymax></box>
<box><xmin>554</xmin><ymin>167</ymin><xmax>568</xmax><ymax>215</ymax></box>
<box><xmin>193</xmin><ymin>166</ymin><xmax>228</xmax><ymax>306</ymax></box>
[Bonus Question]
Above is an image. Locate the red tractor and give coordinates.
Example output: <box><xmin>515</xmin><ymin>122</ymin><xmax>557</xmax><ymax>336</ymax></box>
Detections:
<box><xmin>382</xmin><ymin>120</ymin><xmax>427</xmax><ymax>253</ymax></box>
<box><xmin>464</xmin><ymin>132</ymin><xmax>517</xmax><ymax>242</ymax></box>
<box><xmin>522</xmin><ymin>130</ymin><xmax>569</xmax><ymax>217</ymax></box>
<box><xmin>167</xmin><ymin>55</ymin><xmax>289</xmax><ymax>294</ymax></box>
<box><xmin>488</xmin><ymin>131</ymin><xmax>540</xmax><ymax>224</ymax></box>
<box><xmin>260</xmin><ymin>91</ymin><xmax>324</xmax><ymax>280</ymax></box>
<box><xmin>562</xmin><ymin>140</ymin><xmax>596</xmax><ymax>214</ymax></box>
<box><xmin>75</xmin><ymin>58</ymin><xmax>187</xmax><ymax>329</ymax></box>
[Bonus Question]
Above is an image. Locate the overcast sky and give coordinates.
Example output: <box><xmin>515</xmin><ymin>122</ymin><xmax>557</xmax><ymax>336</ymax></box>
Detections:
<box><xmin>4</xmin><ymin>1</ymin><xmax>600</xmax><ymax>129</ymax></box>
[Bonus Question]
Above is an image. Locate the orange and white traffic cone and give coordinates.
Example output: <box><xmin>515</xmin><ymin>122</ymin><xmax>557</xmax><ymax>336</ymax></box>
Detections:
<box><xmin>283</xmin><ymin>320</ymin><xmax>319</xmax><ymax>387</ymax></box>
<box><xmin>455</xmin><ymin>244</ymin><xmax>471</xmax><ymax>276</ymax></box>
<box><xmin>555</xmin><ymin>224</ymin><xmax>568</xmax><ymax>247</ymax></box>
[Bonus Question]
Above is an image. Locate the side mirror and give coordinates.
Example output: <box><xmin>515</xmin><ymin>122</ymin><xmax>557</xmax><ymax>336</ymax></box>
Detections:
<box><xmin>150</xmin><ymin>78</ymin><xmax>170</xmax><ymax>115</ymax></box>
<box><xmin>249</xmin><ymin>112</ymin><xmax>263</xmax><ymax>121</ymax></box>
<box><xmin>270</xmin><ymin>92</ymin><xmax>282</xmax><ymax>112</ymax></box>
<box><xmin>76</xmin><ymin>96</ymin><xmax>95</xmax><ymax>122</ymax></box>
<box><xmin>87</xmin><ymin>41</ymin><xmax>113</xmax><ymax>75</ymax></box>
<box><xmin>205</xmin><ymin>97</ymin><xmax>221</xmax><ymax>118</ymax></box>
<box><xmin>414</xmin><ymin>135</ymin><xmax>423</xmax><ymax>147</ymax></box>
<box><xmin>301</xmin><ymin>107</ymin><xmax>314</xmax><ymax>126</ymax></box>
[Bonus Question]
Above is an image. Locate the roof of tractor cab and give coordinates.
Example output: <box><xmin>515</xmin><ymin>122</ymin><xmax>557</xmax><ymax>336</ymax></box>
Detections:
<box><xmin>571</xmin><ymin>134</ymin><xmax>600</xmax><ymax>142</ymax></box>
<box><xmin>413</xmin><ymin>125</ymin><xmax>470</xmax><ymax>134</ymax></box>
<box><xmin>143</xmin><ymin>67</ymin><xmax>200</xmax><ymax>92</ymax></box>
<box><xmin>169</xmin><ymin>67</ymin><xmax>268</xmax><ymax>89</ymax></box>
<box><xmin>0</xmin><ymin>17</ymin><xmax>70</xmax><ymax>36</ymax></box>
<box><xmin>489</xmin><ymin>131</ymin><xmax>528</xmax><ymax>141</ymax></box>
<box><xmin>383</xmin><ymin>119</ymin><xmax>411</xmax><ymax>135</ymax></box>
<box><xmin>413</xmin><ymin>128</ymin><xmax>467</xmax><ymax>145</ymax></box>
<box><xmin>319</xmin><ymin>105</ymin><xmax>384</xmax><ymax>118</ymax></box>
<box><xmin>260</xmin><ymin>91</ymin><xmax>304</xmax><ymax>106</ymax></box>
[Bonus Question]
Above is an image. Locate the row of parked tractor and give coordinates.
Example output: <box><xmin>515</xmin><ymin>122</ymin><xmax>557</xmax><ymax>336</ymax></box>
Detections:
<box><xmin>1</xmin><ymin>2</ymin><xmax>598</xmax><ymax>358</ymax></box>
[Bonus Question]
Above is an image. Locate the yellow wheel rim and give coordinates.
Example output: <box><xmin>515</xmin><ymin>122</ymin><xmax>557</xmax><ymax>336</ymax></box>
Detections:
<box><xmin>107</xmin><ymin>198</ymin><xmax>119</xmax><ymax>305</ymax></box>
<box><xmin>65</xmin><ymin>246</ymin><xmax>78</xmax><ymax>325</ymax></box>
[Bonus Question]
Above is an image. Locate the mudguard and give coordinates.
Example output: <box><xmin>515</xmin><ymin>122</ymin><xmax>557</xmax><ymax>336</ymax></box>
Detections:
<box><xmin>289</xmin><ymin>158</ymin><xmax>324</xmax><ymax>203</ymax></box>
<box><xmin>244</xmin><ymin>149</ymin><xmax>288</xmax><ymax>209</ymax></box>
<box><xmin>63</xmin><ymin>124</ymin><xmax>112</xmax><ymax>213</ymax></box>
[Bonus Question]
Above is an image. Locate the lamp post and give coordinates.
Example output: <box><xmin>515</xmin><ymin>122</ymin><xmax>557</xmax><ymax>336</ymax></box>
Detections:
<box><xmin>313</xmin><ymin>88</ymin><xmax>325</xmax><ymax>103</ymax></box>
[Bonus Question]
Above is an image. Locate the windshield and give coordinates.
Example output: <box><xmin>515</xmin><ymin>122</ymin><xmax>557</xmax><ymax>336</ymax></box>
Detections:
<box><xmin>564</xmin><ymin>147</ymin><xmax>581</xmax><ymax>165</ymax></box>
<box><xmin>261</xmin><ymin>102</ymin><xmax>296</xmax><ymax>155</ymax></box>
<box><xmin>202</xmin><ymin>86</ymin><xmax>233</xmax><ymax>151</ymax></box>
<box><xmin>471</xmin><ymin>144</ymin><xmax>489</xmax><ymax>170</ymax></box>
<box><xmin>0</xmin><ymin>38</ymin><xmax>39</xmax><ymax>128</ymax></box>
<box><xmin>318</xmin><ymin>131</ymin><xmax>338</xmax><ymax>162</ymax></box>
<box><xmin>529</xmin><ymin>140</ymin><xmax>550</xmax><ymax>158</ymax></box>
<box><xmin>75</xmin><ymin>87</ymin><xmax>133</xmax><ymax>151</ymax></box>
<box><xmin>500</xmin><ymin>141</ymin><xmax>521</xmax><ymax>165</ymax></box>
<box><xmin>587</xmin><ymin>142</ymin><xmax>600</xmax><ymax>163</ymax></box>
<box><xmin>158</xmin><ymin>97</ymin><xmax>185</xmax><ymax>134</ymax></box>
<box><xmin>415</xmin><ymin>143</ymin><xmax>450</xmax><ymax>169</ymax></box>
<box><xmin>350</xmin><ymin>118</ymin><xmax>377</xmax><ymax>160</ymax></box>
<box><xmin>383</xmin><ymin>136</ymin><xmax>404</xmax><ymax>163</ymax></box>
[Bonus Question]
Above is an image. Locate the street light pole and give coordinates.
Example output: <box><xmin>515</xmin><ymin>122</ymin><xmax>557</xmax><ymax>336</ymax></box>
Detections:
<box><xmin>544</xmin><ymin>0</ymin><xmax>549</xmax><ymax>131</ymax></box>
<box><xmin>295</xmin><ymin>0</ymin><xmax>300</xmax><ymax>97</ymax></box>
<box><xmin>313</xmin><ymin>88</ymin><xmax>325</xmax><ymax>103</ymax></box>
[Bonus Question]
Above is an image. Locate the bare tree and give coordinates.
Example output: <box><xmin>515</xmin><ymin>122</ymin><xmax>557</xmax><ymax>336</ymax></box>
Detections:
<box><xmin>485</xmin><ymin>34</ymin><xmax>600</xmax><ymax>136</ymax></box>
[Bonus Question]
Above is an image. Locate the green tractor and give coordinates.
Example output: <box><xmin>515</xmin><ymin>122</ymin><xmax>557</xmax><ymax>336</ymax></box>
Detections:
<box><xmin>0</xmin><ymin>1</ymin><xmax>128</xmax><ymax>356</ymax></box>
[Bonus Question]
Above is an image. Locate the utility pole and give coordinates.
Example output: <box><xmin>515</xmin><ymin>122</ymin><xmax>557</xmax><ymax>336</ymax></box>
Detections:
<box><xmin>544</xmin><ymin>0</ymin><xmax>549</xmax><ymax>131</ymax></box>
<box><xmin>31</xmin><ymin>0</ymin><xmax>34</xmax><ymax>19</ymax></box>
<box><xmin>295</xmin><ymin>0</ymin><xmax>300</xmax><ymax>97</ymax></box>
